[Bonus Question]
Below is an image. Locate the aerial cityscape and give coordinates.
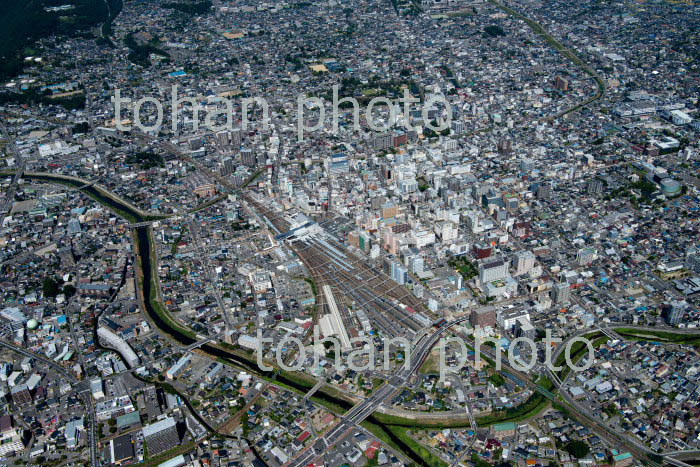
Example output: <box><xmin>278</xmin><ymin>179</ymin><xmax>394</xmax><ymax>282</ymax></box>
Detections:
<box><xmin>0</xmin><ymin>0</ymin><xmax>699</xmax><ymax>466</ymax></box>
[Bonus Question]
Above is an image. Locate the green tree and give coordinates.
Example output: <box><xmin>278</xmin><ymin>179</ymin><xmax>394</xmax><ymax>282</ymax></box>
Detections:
<box><xmin>42</xmin><ymin>277</ymin><xmax>60</xmax><ymax>298</ymax></box>
<box><xmin>62</xmin><ymin>284</ymin><xmax>76</xmax><ymax>298</ymax></box>
<box><xmin>565</xmin><ymin>440</ymin><xmax>590</xmax><ymax>459</ymax></box>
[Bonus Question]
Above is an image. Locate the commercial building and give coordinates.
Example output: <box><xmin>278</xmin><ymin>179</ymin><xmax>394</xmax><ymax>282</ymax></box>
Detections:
<box><xmin>96</xmin><ymin>395</ymin><xmax>135</xmax><ymax>421</ymax></box>
<box><xmin>498</xmin><ymin>308</ymin><xmax>531</xmax><ymax>331</ymax></box>
<box><xmin>514</xmin><ymin>318</ymin><xmax>536</xmax><ymax>342</ymax></box>
<box><xmin>97</xmin><ymin>327</ymin><xmax>140</xmax><ymax>367</ymax></box>
<box><xmin>471</xmin><ymin>306</ymin><xmax>497</xmax><ymax>328</ymax></box>
<box><xmin>142</xmin><ymin>417</ymin><xmax>180</xmax><ymax>456</ymax></box>
<box><xmin>91</xmin><ymin>378</ymin><xmax>105</xmax><ymax>400</ymax></box>
<box><xmin>391</xmin><ymin>261</ymin><xmax>408</xmax><ymax>285</ymax></box>
<box><xmin>65</xmin><ymin>418</ymin><xmax>84</xmax><ymax>450</ymax></box>
<box><xmin>479</xmin><ymin>258</ymin><xmax>508</xmax><ymax>284</ymax></box>
<box><xmin>110</xmin><ymin>434</ymin><xmax>135</xmax><ymax>465</ymax></box>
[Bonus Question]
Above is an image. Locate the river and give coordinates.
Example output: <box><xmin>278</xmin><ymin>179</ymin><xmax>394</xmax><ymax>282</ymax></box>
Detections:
<box><xmin>26</xmin><ymin>172</ymin><xmax>431</xmax><ymax>466</ymax></box>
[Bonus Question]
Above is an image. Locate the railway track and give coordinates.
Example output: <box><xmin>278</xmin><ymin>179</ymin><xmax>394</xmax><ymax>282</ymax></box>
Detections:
<box><xmin>246</xmin><ymin>195</ymin><xmax>436</xmax><ymax>341</ymax></box>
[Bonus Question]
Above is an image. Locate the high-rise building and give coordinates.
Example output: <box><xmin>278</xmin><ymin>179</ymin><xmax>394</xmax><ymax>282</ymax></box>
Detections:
<box><xmin>241</xmin><ymin>148</ymin><xmax>255</xmax><ymax>167</ymax></box>
<box><xmin>359</xmin><ymin>232</ymin><xmax>371</xmax><ymax>253</ymax></box>
<box><xmin>577</xmin><ymin>248</ymin><xmax>596</xmax><ymax>266</ymax></box>
<box><xmin>551</xmin><ymin>282</ymin><xmax>570</xmax><ymax>304</ymax></box>
<box><xmin>220</xmin><ymin>157</ymin><xmax>235</xmax><ymax>176</ymax></box>
<box><xmin>231</xmin><ymin>128</ymin><xmax>242</xmax><ymax>147</ymax></box>
<box><xmin>215</xmin><ymin>130</ymin><xmax>230</xmax><ymax>147</ymax></box>
<box><xmin>439</xmin><ymin>221</ymin><xmax>458</xmax><ymax>242</ymax></box>
<box><xmin>479</xmin><ymin>258</ymin><xmax>508</xmax><ymax>284</ymax></box>
<box><xmin>473</xmin><ymin>243</ymin><xmax>492</xmax><ymax>260</ymax></box>
<box><xmin>661</xmin><ymin>300</ymin><xmax>686</xmax><ymax>326</ymax></box>
<box><xmin>58</xmin><ymin>247</ymin><xmax>75</xmax><ymax>267</ymax></box>
<box><xmin>399</xmin><ymin>179</ymin><xmax>418</xmax><ymax>194</ymax></box>
<box><xmin>554</xmin><ymin>76</ymin><xmax>569</xmax><ymax>91</ymax></box>
<box><xmin>381</xmin><ymin>202</ymin><xmax>398</xmax><ymax>219</ymax></box>
<box><xmin>498</xmin><ymin>308</ymin><xmax>531</xmax><ymax>331</ymax></box>
<box><xmin>587</xmin><ymin>178</ymin><xmax>604</xmax><ymax>194</ymax></box>
<box><xmin>497</xmin><ymin>137</ymin><xmax>512</xmax><ymax>154</ymax></box>
<box><xmin>465</xmin><ymin>210</ymin><xmax>482</xmax><ymax>234</ymax></box>
<box><xmin>471</xmin><ymin>306</ymin><xmax>497</xmax><ymax>328</ymax></box>
<box><xmin>451</xmin><ymin>120</ymin><xmax>465</xmax><ymax>133</ymax></box>
<box><xmin>373</xmin><ymin>133</ymin><xmax>393</xmax><ymax>151</ymax></box>
<box><xmin>347</xmin><ymin>231</ymin><xmax>360</xmax><ymax>248</ymax></box>
<box><xmin>391</xmin><ymin>262</ymin><xmax>408</xmax><ymax>285</ymax></box>
<box><xmin>515</xmin><ymin>317</ymin><xmax>536</xmax><ymax>341</ymax></box>
<box><xmin>513</xmin><ymin>250</ymin><xmax>536</xmax><ymax>276</ymax></box>
<box><xmin>392</xmin><ymin>130</ymin><xmax>407</xmax><ymax>147</ymax></box>
<box><xmin>410</xmin><ymin>256</ymin><xmax>424</xmax><ymax>275</ymax></box>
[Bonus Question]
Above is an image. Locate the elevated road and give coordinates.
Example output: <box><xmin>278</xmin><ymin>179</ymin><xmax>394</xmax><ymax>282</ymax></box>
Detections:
<box><xmin>288</xmin><ymin>318</ymin><xmax>470</xmax><ymax>467</ymax></box>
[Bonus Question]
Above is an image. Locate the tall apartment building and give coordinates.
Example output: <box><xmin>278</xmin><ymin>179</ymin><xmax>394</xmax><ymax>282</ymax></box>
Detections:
<box><xmin>220</xmin><ymin>157</ymin><xmax>235</xmax><ymax>176</ymax></box>
<box><xmin>241</xmin><ymin>148</ymin><xmax>256</xmax><ymax>166</ymax></box>
<box><xmin>373</xmin><ymin>133</ymin><xmax>393</xmax><ymax>151</ymax></box>
<box><xmin>551</xmin><ymin>282</ymin><xmax>571</xmax><ymax>304</ymax></box>
<box><xmin>554</xmin><ymin>76</ymin><xmax>569</xmax><ymax>91</ymax></box>
<box><xmin>662</xmin><ymin>300</ymin><xmax>686</xmax><ymax>326</ymax></box>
